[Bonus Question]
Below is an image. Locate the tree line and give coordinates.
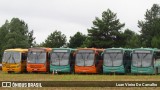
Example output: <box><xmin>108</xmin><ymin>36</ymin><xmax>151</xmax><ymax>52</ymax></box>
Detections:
<box><xmin>0</xmin><ymin>4</ymin><xmax>160</xmax><ymax>62</ymax></box>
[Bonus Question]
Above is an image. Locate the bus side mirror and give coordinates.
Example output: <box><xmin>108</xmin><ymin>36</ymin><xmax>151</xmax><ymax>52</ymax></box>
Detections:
<box><xmin>73</xmin><ymin>52</ymin><xmax>76</xmax><ymax>57</ymax></box>
<box><xmin>100</xmin><ymin>53</ymin><xmax>103</xmax><ymax>60</ymax></box>
<box><xmin>95</xmin><ymin>52</ymin><xmax>98</xmax><ymax>55</ymax></box>
<box><xmin>130</xmin><ymin>52</ymin><xmax>132</xmax><ymax>56</ymax></box>
<box><xmin>22</xmin><ymin>54</ymin><xmax>27</xmax><ymax>60</ymax></box>
<box><xmin>154</xmin><ymin>54</ymin><xmax>158</xmax><ymax>59</ymax></box>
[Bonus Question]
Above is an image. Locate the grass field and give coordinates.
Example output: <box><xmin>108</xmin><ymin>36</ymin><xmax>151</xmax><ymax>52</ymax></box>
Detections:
<box><xmin>0</xmin><ymin>71</ymin><xmax>160</xmax><ymax>90</ymax></box>
<box><xmin>0</xmin><ymin>71</ymin><xmax>160</xmax><ymax>81</ymax></box>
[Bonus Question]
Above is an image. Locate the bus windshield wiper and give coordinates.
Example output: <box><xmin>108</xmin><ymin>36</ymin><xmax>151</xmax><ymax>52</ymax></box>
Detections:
<box><xmin>86</xmin><ymin>53</ymin><xmax>91</xmax><ymax>60</ymax></box>
<box><xmin>80</xmin><ymin>53</ymin><xmax>85</xmax><ymax>66</ymax></box>
<box><xmin>137</xmin><ymin>53</ymin><xmax>142</xmax><ymax>67</ymax></box>
<box><xmin>12</xmin><ymin>54</ymin><xmax>16</xmax><ymax>64</ymax></box>
<box><xmin>55</xmin><ymin>53</ymin><xmax>61</xmax><ymax>65</ymax></box>
<box><xmin>37</xmin><ymin>51</ymin><xmax>42</xmax><ymax>59</ymax></box>
<box><xmin>29</xmin><ymin>51</ymin><xmax>33</xmax><ymax>56</ymax></box>
<box><xmin>5</xmin><ymin>54</ymin><xmax>11</xmax><ymax>64</ymax></box>
<box><xmin>108</xmin><ymin>53</ymin><xmax>113</xmax><ymax>66</ymax></box>
<box><xmin>61</xmin><ymin>53</ymin><xmax>66</xmax><ymax>60</ymax></box>
<box><xmin>137</xmin><ymin>53</ymin><xmax>140</xmax><ymax>59</ymax></box>
<box><xmin>114</xmin><ymin>52</ymin><xmax>119</xmax><ymax>59</ymax></box>
<box><xmin>142</xmin><ymin>53</ymin><xmax>150</xmax><ymax>67</ymax></box>
<box><xmin>28</xmin><ymin>51</ymin><xmax>34</xmax><ymax>63</ymax></box>
<box><xmin>143</xmin><ymin>53</ymin><xmax>148</xmax><ymax>59</ymax></box>
<box><xmin>34</xmin><ymin>51</ymin><xmax>44</xmax><ymax>63</ymax></box>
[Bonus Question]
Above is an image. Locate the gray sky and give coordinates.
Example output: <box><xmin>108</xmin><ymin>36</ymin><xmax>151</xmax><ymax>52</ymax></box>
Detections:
<box><xmin>0</xmin><ymin>0</ymin><xmax>160</xmax><ymax>44</ymax></box>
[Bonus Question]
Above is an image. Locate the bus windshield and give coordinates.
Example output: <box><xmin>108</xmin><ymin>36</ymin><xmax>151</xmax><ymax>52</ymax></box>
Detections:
<box><xmin>103</xmin><ymin>52</ymin><xmax>123</xmax><ymax>66</ymax></box>
<box><xmin>132</xmin><ymin>52</ymin><xmax>152</xmax><ymax>67</ymax></box>
<box><xmin>27</xmin><ymin>51</ymin><xmax>46</xmax><ymax>63</ymax></box>
<box><xmin>76</xmin><ymin>52</ymin><xmax>94</xmax><ymax>66</ymax></box>
<box><xmin>51</xmin><ymin>52</ymin><xmax>69</xmax><ymax>66</ymax></box>
<box><xmin>2</xmin><ymin>51</ymin><xmax>21</xmax><ymax>63</ymax></box>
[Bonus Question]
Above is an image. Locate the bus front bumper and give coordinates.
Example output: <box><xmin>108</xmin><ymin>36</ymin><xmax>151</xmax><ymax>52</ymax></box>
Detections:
<box><xmin>27</xmin><ymin>64</ymin><xmax>47</xmax><ymax>72</ymax></box>
<box><xmin>2</xmin><ymin>67</ymin><xmax>21</xmax><ymax>72</ymax></box>
<box><xmin>103</xmin><ymin>65</ymin><xmax>125</xmax><ymax>74</ymax></box>
<box><xmin>50</xmin><ymin>65</ymin><xmax>71</xmax><ymax>73</ymax></box>
<box><xmin>131</xmin><ymin>66</ymin><xmax>154</xmax><ymax>74</ymax></box>
<box><xmin>75</xmin><ymin>65</ymin><xmax>97</xmax><ymax>73</ymax></box>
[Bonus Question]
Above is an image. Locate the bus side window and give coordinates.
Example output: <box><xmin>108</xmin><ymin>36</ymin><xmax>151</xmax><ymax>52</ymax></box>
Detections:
<box><xmin>48</xmin><ymin>53</ymin><xmax>50</xmax><ymax>60</ymax></box>
<box><xmin>154</xmin><ymin>52</ymin><xmax>160</xmax><ymax>66</ymax></box>
<box><xmin>71</xmin><ymin>53</ymin><xmax>75</xmax><ymax>61</ymax></box>
<box><xmin>99</xmin><ymin>53</ymin><xmax>103</xmax><ymax>60</ymax></box>
<box><xmin>155</xmin><ymin>52</ymin><xmax>160</xmax><ymax>60</ymax></box>
<box><xmin>22</xmin><ymin>53</ymin><xmax>27</xmax><ymax>60</ymax></box>
<box><xmin>95</xmin><ymin>53</ymin><xmax>101</xmax><ymax>65</ymax></box>
<box><xmin>70</xmin><ymin>54</ymin><xmax>74</xmax><ymax>65</ymax></box>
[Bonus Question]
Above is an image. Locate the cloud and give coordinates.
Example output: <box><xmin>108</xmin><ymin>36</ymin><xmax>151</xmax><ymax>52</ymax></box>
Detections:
<box><xmin>0</xmin><ymin>0</ymin><xmax>160</xmax><ymax>44</ymax></box>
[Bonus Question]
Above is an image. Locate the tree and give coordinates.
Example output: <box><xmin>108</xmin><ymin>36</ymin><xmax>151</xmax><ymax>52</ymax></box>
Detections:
<box><xmin>0</xmin><ymin>20</ymin><xmax>9</xmax><ymax>48</ymax></box>
<box><xmin>0</xmin><ymin>20</ymin><xmax>9</xmax><ymax>59</ymax></box>
<box><xmin>87</xmin><ymin>9</ymin><xmax>125</xmax><ymax>48</ymax></box>
<box><xmin>42</xmin><ymin>30</ymin><xmax>66</xmax><ymax>48</ymax></box>
<box><xmin>68</xmin><ymin>32</ymin><xmax>86</xmax><ymax>48</ymax></box>
<box><xmin>151</xmin><ymin>36</ymin><xmax>160</xmax><ymax>48</ymax></box>
<box><xmin>81</xmin><ymin>37</ymin><xmax>91</xmax><ymax>48</ymax></box>
<box><xmin>138</xmin><ymin>4</ymin><xmax>160</xmax><ymax>48</ymax></box>
<box><xmin>123</xmin><ymin>29</ymin><xmax>135</xmax><ymax>43</ymax></box>
<box><xmin>123</xmin><ymin>29</ymin><xmax>141</xmax><ymax>48</ymax></box>
<box><xmin>3</xmin><ymin>18</ymin><xmax>35</xmax><ymax>48</ymax></box>
<box><xmin>0</xmin><ymin>18</ymin><xmax>35</xmax><ymax>62</ymax></box>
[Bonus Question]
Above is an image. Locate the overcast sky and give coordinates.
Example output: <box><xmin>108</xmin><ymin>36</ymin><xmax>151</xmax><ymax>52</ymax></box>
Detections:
<box><xmin>0</xmin><ymin>0</ymin><xmax>160</xmax><ymax>44</ymax></box>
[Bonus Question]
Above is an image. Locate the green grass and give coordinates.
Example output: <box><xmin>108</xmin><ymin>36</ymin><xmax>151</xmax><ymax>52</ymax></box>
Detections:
<box><xmin>0</xmin><ymin>71</ymin><xmax>160</xmax><ymax>81</ymax></box>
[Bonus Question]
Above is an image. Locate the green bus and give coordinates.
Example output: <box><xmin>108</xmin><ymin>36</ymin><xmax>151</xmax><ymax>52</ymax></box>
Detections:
<box><xmin>50</xmin><ymin>48</ymin><xmax>76</xmax><ymax>73</ymax></box>
<box><xmin>131</xmin><ymin>48</ymin><xmax>160</xmax><ymax>74</ymax></box>
<box><xmin>103</xmin><ymin>48</ymin><xmax>132</xmax><ymax>74</ymax></box>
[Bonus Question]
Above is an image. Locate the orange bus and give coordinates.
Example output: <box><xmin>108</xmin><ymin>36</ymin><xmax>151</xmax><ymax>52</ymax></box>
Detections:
<box><xmin>75</xmin><ymin>48</ymin><xmax>104</xmax><ymax>73</ymax></box>
<box><xmin>27</xmin><ymin>47</ymin><xmax>52</xmax><ymax>72</ymax></box>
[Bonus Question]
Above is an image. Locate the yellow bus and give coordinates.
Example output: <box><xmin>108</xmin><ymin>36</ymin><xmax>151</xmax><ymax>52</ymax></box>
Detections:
<box><xmin>2</xmin><ymin>48</ymin><xmax>28</xmax><ymax>73</ymax></box>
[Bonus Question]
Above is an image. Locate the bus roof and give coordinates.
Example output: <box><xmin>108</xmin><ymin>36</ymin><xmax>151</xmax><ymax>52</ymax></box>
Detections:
<box><xmin>53</xmin><ymin>48</ymin><xmax>72</xmax><ymax>50</ymax></box>
<box><xmin>4</xmin><ymin>48</ymin><xmax>28</xmax><ymax>52</ymax></box>
<box><xmin>52</xmin><ymin>48</ymin><xmax>77</xmax><ymax>52</ymax></box>
<box><xmin>77</xmin><ymin>48</ymin><xmax>104</xmax><ymax>52</ymax></box>
<box><xmin>29</xmin><ymin>47</ymin><xmax>52</xmax><ymax>52</ymax></box>
<box><xmin>133</xmin><ymin>48</ymin><xmax>157</xmax><ymax>51</ymax></box>
<box><xmin>133</xmin><ymin>48</ymin><xmax>160</xmax><ymax>54</ymax></box>
<box><xmin>105</xmin><ymin>48</ymin><xmax>133</xmax><ymax>51</ymax></box>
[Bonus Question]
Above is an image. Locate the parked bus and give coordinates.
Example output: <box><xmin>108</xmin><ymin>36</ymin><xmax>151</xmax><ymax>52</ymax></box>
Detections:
<box><xmin>102</xmin><ymin>48</ymin><xmax>132</xmax><ymax>74</ymax></box>
<box><xmin>50</xmin><ymin>48</ymin><xmax>76</xmax><ymax>73</ymax></box>
<box><xmin>27</xmin><ymin>47</ymin><xmax>51</xmax><ymax>72</ymax></box>
<box><xmin>75</xmin><ymin>48</ymin><xmax>104</xmax><ymax>74</ymax></box>
<box><xmin>2</xmin><ymin>48</ymin><xmax>28</xmax><ymax>73</ymax></box>
<box><xmin>131</xmin><ymin>48</ymin><xmax>160</xmax><ymax>74</ymax></box>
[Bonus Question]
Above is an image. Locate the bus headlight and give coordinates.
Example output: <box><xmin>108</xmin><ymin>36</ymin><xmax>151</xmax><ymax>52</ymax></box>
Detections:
<box><xmin>2</xmin><ymin>64</ymin><xmax>5</xmax><ymax>67</ymax></box>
